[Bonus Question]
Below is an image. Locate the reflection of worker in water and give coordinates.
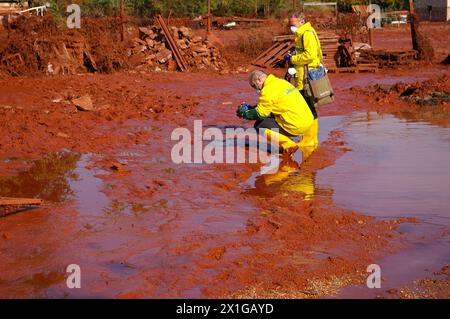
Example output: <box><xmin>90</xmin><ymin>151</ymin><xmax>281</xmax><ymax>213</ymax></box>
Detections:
<box><xmin>251</xmin><ymin>157</ymin><xmax>316</xmax><ymax>201</ymax></box>
<box><xmin>284</xmin><ymin>11</ymin><xmax>321</xmax><ymax>148</ymax></box>
<box><xmin>236</xmin><ymin>70</ymin><xmax>316</xmax><ymax>156</ymax></box>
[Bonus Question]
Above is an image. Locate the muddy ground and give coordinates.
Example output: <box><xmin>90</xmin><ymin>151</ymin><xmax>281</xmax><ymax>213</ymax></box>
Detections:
<box><xmin>0</xmin><ymin>21</ymin><xmax>449</xmax><ymax>298</ymax></box>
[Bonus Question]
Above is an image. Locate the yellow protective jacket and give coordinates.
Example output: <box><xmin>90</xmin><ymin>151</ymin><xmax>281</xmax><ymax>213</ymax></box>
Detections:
<box><xmin>290</xmin><ymin>22</ymin><xmax>322</xmax><ymax>90</ymax></box>
<box><xmin>255</xmin><ymin>74</ymin><xmax>314</xmax><ymax>136</ymax></box>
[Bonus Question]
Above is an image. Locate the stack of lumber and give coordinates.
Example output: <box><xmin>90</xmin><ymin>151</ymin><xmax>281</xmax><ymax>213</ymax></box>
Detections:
<box><xmin>252</xmin><ymin>32</ymin><xmax>339</xmax><ymax>69</ymax></box>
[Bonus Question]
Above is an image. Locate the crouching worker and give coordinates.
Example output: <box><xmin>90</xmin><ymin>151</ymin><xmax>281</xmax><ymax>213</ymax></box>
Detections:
<box><xmin>236</xmin><ymin>70</ymin><xmax>314</xmax><ymax>156</ymax></box>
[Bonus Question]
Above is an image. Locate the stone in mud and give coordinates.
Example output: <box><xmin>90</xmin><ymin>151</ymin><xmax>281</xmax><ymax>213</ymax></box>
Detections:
<box><xmin>108</xmin><ymin>161</ymin><xmax>127</xmax><ymax>174</ymax></box>
<box><xmin>177</xmin><ymin>39</ymin><xmax>188</xmax><ymax>50</ymax></box>
<box><xmin>202</xmin><ymin>58</ymin><xmax>211</xmax><ymax>66</ymax></box>
<box><xmin>376</xmin><ymin>84</ymin><xmax>394</xmax><ymax>94</ymax></box>
<box><xmin>72</xmin><ymin>95</ymin><xmax>94</xmax><ymax>111</ymax></box>
<box><xmin>56</xmin><ymin>132</ymin><xmax>69</xmax><ymax>138</ymax></box>
<box><xmin>138</xmin><ymin>27</ymin><xmax>154</xmax><ymax>39</ymax></box>
<box><xmin>191</xmin><ymin>36</ymin><xmax>203</xmax><ymax>43</ymax></box>
<box><xmin>179</xmin><ymin>27</ymin><xmax>191</xmax><ymax>38</ymax></box>
<box><xmin>145</xmin><ymin>38</ymin><xmax>154</xmax><ymax>48</ymax></box>
<box><xmin>190</xmin><ymin>44</ymin><xmax>208</xmax><ymax>54</ymax></box>
<box><xmin>155</xmin><ymin>49</ymin><xmax>172</xmax><ymax>63</ymax></box>
<box><xmin>132</xmin><ymin>37</ymin><xmax>147</xmax><ymax>46</ymax></box>
<box><xmin>132</xmin><ymin>45</ymin><xmax>147</xmax><ymax>55</ymax></box>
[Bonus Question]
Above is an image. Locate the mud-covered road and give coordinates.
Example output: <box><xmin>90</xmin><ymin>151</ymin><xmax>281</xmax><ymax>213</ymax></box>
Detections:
<box><xmin>0</xmin><ymin>64</ymin><xmax>449</xmax><ymax>298</ymax></box>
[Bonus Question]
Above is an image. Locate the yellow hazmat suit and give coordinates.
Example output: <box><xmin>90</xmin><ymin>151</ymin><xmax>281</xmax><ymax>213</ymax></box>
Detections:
<box><xmin>290</xmin><ymin>22</ymin><xmax>322</xmax><ymax>91</ymax></box>
<box><xmin>289</xmin><ymin>22</ymin><xmax>322</xmax><ymax>148</ymax></box>
<box><xmin>255</xmin><ymin>74</ymin><xmax>314</xmax><ymax>152</ymax></box>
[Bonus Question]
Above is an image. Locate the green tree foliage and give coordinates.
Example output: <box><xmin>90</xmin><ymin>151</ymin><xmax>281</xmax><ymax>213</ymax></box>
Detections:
<box><xmin>336</xmin><ymin>0</ymin><xmax>410</xmax><ymax>10</ymax></box>
<box><xmin>82</xmin><ymin>0</ymin><xmax>118</xmax><ymax>17</ymax></box>
<box><xmin>46</xmin><ymin>0</ymin><xmax>412</xmax><ymax>18</ymax></box>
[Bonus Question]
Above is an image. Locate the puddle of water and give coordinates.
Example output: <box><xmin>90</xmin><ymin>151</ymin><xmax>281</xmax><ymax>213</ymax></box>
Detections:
<box><xmin>0</xmin><ymin>152</ymin><xmax>151</xmax><ymax>219</ymax></box>
<box><xmin>69</xmin><ymin>155</ymin><xmax>110</xmax><ymax>216</ymax></box>
<box><xmin>316</xmin><ymin>112</ymin><xmax>450</xmax><ymax>297</ymax></box>
<box><xmin>318</xmin><ymin>112</ymin><xmax>450</xmax><ymax>223</ymax></box>
<box><xmin>241</xmin><ymin>115</ymin><xmax>345</xmax><ymax>197</ymax></box>
<box><xmin>2</xmin><ymin>111</ymin><xmax>447</xmax><ymax>297</ymax></box>
<box><xmin>0</xmin><ymin>152</ymin><xmax>81</xmax><ymax>202</ymax></box>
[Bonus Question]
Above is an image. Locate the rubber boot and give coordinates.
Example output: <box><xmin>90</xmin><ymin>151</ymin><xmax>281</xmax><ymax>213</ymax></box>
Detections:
<box><xmin>298</xmin><ymin>119</ymin><xmax>319</xmax><ymax>148</ymax></box>
<box><xmin>299</xmin><ymin>145</ymin><xmax>315</xmax><ymax>161</ymax></box>
<box><xmin>265</xmin><ymin>129</ymin><xmax>298</xmax><ymax>156</ymax></box>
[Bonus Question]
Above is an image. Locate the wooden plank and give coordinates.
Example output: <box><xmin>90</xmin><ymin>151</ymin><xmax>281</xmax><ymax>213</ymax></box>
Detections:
<box><xmin>274</xmin><ymin>32</ymin><xmax>338</xmax><ymax>40</ymax></box>
<box><xmin>0</xmin><ymin>197</ymin><xmax>43</xmax><ymax>206</ymax></box>
<box><xmin>156</xmin><ymin>15</ymin><xmax>188</xmax><ymax>71</ymax></box>
<box><xmin>264</xmin><ymin>42</ymin><xmax>293</xmax><ymax>67</ymax></box>
<box><xmin>252</xmin><ymin>42</ymin><xmax>281</xmax><ymax>65</ymax></box>
<box><xmin>230</xmin><ymin>16</ymin><xmax>266</xmax><ymax>23</ymax></box>
<box><xmin>266</xmin><ymin>44</ymin><xmax>293</xmax><ymax>67</ymax></box>
<box><xmin>273</xmin><ymin>35</ymin><xmax>294</xmax><ymax>42</ymax></box>
<box><xmin>252</xmin><ymin>42</ymin><xmax>283</xmax><ymax>64</ymax></box>
<box><xmin>252</xmin><ymin>42</ymin><xmax>292</xmax><ymax>67</ymax></box>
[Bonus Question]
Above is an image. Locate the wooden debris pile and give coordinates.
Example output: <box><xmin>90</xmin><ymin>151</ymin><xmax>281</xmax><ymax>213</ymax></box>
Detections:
<box><xmin>251</xmin><ymin>32</ymin><xmax>340</xmax><ymax>69</ymax></box>
<box><xmin>356</xmin><ymin>49</ymin><xmax>417</xmax><ymax>68</ymax></box>
<box><xmin>329</xmin><ymin>39</ymin><xmax>378</xmax><ymax>73</ymax></box>
<box><xmin>251</xmin><ymin>32</ymin><xmax>387</xmax><ymax>74</ymax></box>
<box><xmin>128</xmin><ymin>16</ymin><xmax>227</xmax><ymax>72</ymax></box>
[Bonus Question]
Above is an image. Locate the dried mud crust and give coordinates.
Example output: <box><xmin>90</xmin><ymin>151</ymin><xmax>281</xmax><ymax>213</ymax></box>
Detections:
<box><xmin>349</xmin><ymin>75</ymin><xmax>450</xmax><ymax>126</ymax></box>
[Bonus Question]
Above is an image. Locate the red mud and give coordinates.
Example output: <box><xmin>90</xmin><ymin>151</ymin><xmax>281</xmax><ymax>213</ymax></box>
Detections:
<box><xmin>0</xmin><ymin>16</ymin><xmax>127</xmax><ymax>76</ymax></box>
<box><xmin>369</xmin><ymin>23</ymin><xmax>449</xmax><ymax>63</ymax></box>
<box><xmin>386</xmin><ymin>265</ymin><xmax>450</xmax><ymax>299</ymax></box>
<box><xmin>0</xmin><ymin>72</ymin><xmax>200</xmax><ymax>164</ymax></box>
<box><xmin>0</xmin><ymin>22</ymin><xmax>449</xmax><ymax>298</ymax></box>
<box><xmin>350</xmin><ymin>75</ymin><xmax>450</xmax><ymax>127</ymax></box>
<box><xmin>0</xmin><ymin>69</ymin><xmax>421</xmax><ymax>298</ymax></box>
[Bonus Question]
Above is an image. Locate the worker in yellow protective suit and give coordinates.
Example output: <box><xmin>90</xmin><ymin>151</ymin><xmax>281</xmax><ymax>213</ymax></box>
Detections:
<box><xmin>236</xmin><ymin>70</ymin><xmax>314</xmax><ymax>156</ymax></box>
<box><xmin>284</xmin><ymin>11</ymin><xmax>322</xmax><ymax>148</ymax></box>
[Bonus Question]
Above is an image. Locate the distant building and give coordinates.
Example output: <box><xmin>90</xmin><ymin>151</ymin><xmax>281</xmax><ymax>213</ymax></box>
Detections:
<box><xmin>416</xmin><ymin>0</ymin><xmax>450</xmax><ymax>21</ymax></box>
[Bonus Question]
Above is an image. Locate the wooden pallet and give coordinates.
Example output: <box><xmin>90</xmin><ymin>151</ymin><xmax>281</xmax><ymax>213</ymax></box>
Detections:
<box><xmin>253</xmin><ymin>32</ymin><xmax>339</xmax><ymax>69</ymax></box>
<box><xmin>252</xmin><ymin>41</ymin><xmax>294</xmax><ymax>68</ymax></box>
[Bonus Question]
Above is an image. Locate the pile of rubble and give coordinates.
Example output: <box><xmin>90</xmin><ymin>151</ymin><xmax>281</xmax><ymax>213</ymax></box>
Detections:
<box><xmin>128</xmin><ymin>25</ymin><xmax>227</xmax><ymax>72</ymax></box>
<box><xmin>0</xmin><ymin>15</ymin><xmax>126</xmax><ymax>76</ymax></box>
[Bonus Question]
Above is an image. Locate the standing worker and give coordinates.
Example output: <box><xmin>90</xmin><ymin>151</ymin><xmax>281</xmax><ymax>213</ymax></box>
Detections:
<box><xmin>284</xmin><ymin>11</ymin><xmax>323</xmax><ymax>148</ymax></box>
<box><xmin>236</xmin><ymin>70</ymin><xmax>314</xmax><ymax>156</ymax></box>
